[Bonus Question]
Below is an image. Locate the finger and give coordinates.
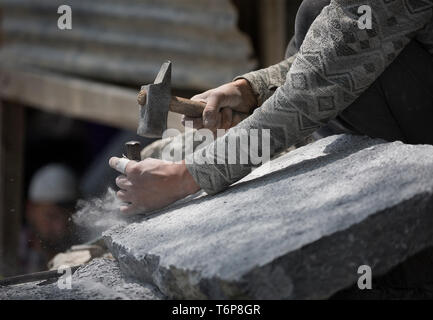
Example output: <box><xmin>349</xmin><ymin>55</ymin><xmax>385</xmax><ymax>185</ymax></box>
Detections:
<box><xmin>202</xmin><ymin>94</ymin><xmax>223</xmax><ymax>130</ymax></box>
<box><xmin>120</xmin><ymin>204</ymin><xmax>142</xmax><ymax>216</ymax></box>
<box><xmin>109</xmin><ymin>157</ymin><xmax>136</xmax><ymax>174</ymax></box>
<box><xmin>191</xmin><ymin>91</ymin><xmax>210</xmax><ymax>102</ymax></box>
<box><xmin>124</xmin><ymin>160</ymin><xmax>139</xmax><ymax>176</ymax></box>
<box><xmin>181</xmin><ymin>115</ymin><xmax>203</xmax><ymax>129</ymax></box>
<box><xmin>232</xmin><ymin>112</ymin><xmax>249</xmax><ymax>127</ymax></box>
<box><xmin>220</xmin><ymin>108</ymin><xmax>233</xmax><ymax>130</ymax></box>
<box><xmin>116</xmin><ymin>190</ymin><xmax>133</xmax><ymax>203</ymax></box>
<box><xmin>115</xmin><ymin>175</ymin><xmax>132</xmax><ymax>190</ymax></box>
<box><xmin>213</xmin><ymin>113</ymin><xmax>223</xmax><ymax>134</ymax></box>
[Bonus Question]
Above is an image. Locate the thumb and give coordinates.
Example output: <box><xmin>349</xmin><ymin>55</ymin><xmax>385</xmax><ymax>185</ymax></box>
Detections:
<box><xmin>191</xmin><ymin>90</ymin><xmax>211</xmax><ymax>102</ymax></box>
<box><xmin>109</xmin><ymin>157</ymin><xmax>137</xmax><ymax>175</ymax></box>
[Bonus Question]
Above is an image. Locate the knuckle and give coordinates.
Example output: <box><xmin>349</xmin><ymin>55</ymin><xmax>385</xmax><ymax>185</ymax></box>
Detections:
<box><xmin>128</xmin><ymin>163</ymin><xmax>140</xmax><ymax>175</ymax></box>
<box><xmin>215</xmin><ymin>90</ymin><xmax>227</xmax><ymax>100</ymax></box>
<box><xmin>210</xmin><ymin>92</ymin><xmax>223</xmax><ymax>102</ymax></box>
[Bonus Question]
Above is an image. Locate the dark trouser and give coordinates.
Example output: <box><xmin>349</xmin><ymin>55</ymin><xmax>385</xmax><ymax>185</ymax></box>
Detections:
<box><xmin>290</xmin><ymin>0</ymin><xmax>433</xmax><ymax>145</ymax></box>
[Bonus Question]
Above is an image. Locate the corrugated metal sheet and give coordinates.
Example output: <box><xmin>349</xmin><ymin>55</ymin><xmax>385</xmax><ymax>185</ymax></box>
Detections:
<box><xmin>0</xmin><ymin>0</ymin><xmax>256</xmax><ymax>90</ymax></box>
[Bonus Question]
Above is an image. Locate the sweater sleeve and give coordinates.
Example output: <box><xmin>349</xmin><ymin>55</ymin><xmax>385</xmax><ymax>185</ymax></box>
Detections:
<box><xmin>186</xmin><ymin>0</ymin><xmax>433</xmax><ymax>195</ymax></box>
<box><xmin>234</xmin><ymin>54</ymin><xmax>297</xmax><ymax>106</ymax></box>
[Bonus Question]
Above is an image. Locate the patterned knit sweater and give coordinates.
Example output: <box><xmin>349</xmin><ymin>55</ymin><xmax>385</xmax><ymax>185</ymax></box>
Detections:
<box><xmin>186</xmin><ymin>0</ymin><xmax>433</xmax><ymax>195</ymax></box>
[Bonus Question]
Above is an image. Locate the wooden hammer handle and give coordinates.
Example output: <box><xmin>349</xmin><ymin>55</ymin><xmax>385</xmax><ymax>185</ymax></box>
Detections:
<box><xmin>137</xmin><ymin>90</ymin><xmax>249</xmax><ymax>122</ymax></box>
<box><xmin>170</xmin><ymin>96</ymin><xmax>206</xmax><ymax>118</ymax></box>
<box><xmin>170</xmin><ymin>96</ymin><xmax>250</xmax><ymax>125</ymax></box>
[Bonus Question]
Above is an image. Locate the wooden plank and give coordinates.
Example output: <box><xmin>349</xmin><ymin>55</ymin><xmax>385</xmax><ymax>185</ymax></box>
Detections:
<box><xmin>258</xmin><ymin>0</ymin><xmax>288</xmax><ymax>67</ymax></box>
<box><xmin>0</xmin><ymin>101</ymin><xmax>24</xmax><ymax>277</ymax></box>
<box><xmin>0</xmin><ymin>67</ymin><xmax>184</xmax><ymax>133</ymax></box>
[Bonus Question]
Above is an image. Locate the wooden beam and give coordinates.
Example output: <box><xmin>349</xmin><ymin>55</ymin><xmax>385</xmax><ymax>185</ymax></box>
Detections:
<box><xmin>0</xmin><ymin>67</ymin><xmax>184</xmax><ymax>133</ymax></box>
<box><xmin>0</xmin><ymin>100</ymin><xmax>24</xmax><ymax>277</ymax></box>
<box><xmin>258</xmin><ymin>0</ymin><xmax>288</xmax><ymax>67</ymax></box>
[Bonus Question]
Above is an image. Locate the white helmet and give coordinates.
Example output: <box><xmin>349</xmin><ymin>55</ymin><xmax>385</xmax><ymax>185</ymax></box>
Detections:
<box><xmin>28</xmin><ymin>164</ymin><xmax>78</xmax><ymax>203</ymax></box>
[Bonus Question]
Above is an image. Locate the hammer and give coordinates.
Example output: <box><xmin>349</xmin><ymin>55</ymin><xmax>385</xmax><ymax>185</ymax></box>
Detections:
<box><xmin>136</xmin><ymin>61</ymin><xmax>249</xmax><ymax>138</ymax></box>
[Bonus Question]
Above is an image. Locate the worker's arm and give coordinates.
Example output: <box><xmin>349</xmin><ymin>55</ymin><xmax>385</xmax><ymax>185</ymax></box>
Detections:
<box><xmin>185</xmin><ymin>0</ymin><xmax>433</xmax><ymax>194</ymax></box>
<box><xmin>110</xmin><ymin>0</ymin><xmax>432</xmax><ymax>213</ymax></box>
<box><xmin>234</xmin><ymin>54</ymin><xmax>297</xmax><ymax>107</ymax></box>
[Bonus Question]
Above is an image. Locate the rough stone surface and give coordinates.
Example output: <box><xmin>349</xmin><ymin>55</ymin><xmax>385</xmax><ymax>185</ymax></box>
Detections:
<box><xmin>331</xmin><ymin>246</ymin><xmax>433</xmax><ymax>299</ymax></box>
<box><xmin>104</xmin><ymin>134</ymin><xmax>433</xmax><ymax>299</ymax></box>
<box><xmin>0</xmin><ymin>258</ymin><xmax>165</xmax><ymax>300</ymax></box>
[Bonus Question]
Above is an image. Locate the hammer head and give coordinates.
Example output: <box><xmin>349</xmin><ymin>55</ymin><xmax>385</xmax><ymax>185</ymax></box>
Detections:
<box><xmin>137</xmin><ymin>61</ymin><xmax>172</xmax><ymax>138</ymax></box>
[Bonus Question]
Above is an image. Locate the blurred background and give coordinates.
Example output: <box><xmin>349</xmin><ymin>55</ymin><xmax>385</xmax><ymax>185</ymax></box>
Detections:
<box><xmin>0</xmin><ymin>0</ymin><xmax>302</xmax><ymax>277</ymax></box>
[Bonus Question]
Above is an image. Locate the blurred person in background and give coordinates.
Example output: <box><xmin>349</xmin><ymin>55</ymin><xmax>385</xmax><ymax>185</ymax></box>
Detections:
<box><xmin>20</xmin><ymin>164</ymin><xmax>78</xmax><ymax>273</ymax></box>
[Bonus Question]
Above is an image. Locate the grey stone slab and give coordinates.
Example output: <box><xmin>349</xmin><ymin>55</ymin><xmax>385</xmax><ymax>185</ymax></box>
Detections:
<box><xmin>0</xmin><ymin>258</ymin><xmax>165</xmax><ymax>300</ymax></box>
<box><xmin>104</xmin><ymin>134</ymin><xmax>433</xmax><ymax>299</ymax></box>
